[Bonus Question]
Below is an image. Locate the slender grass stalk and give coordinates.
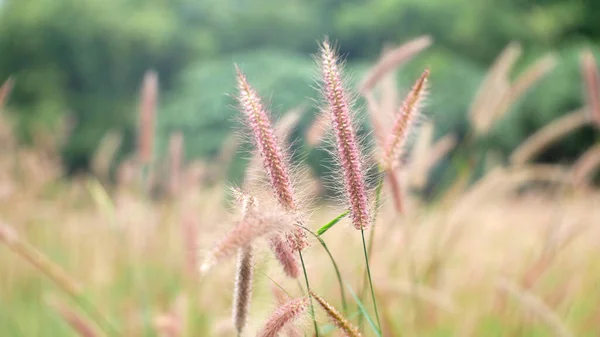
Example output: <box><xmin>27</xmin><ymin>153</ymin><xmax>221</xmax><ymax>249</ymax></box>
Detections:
<box><xmin>298</xmin><ymin>224</ymin><xmax>348</xmax><ymax>315</ymax></box>
<box><xmin>358</xmin><ymin>176</ymin><xmax>384</xmax><ymax>330</ymax></box>
<box><xmin>299</xmin><ymin>251</ymin><xmax>319</xmax><ymax>337</ymax></box>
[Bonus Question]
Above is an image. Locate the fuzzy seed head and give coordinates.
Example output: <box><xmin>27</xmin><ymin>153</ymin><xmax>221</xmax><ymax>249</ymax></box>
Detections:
<box><xmin>269</xmin><ymin>235</ymin><xmax>300</xmax><ymax>278</ymax></box>
<box><xmin>235</xmin><ymin>67</ymin><xmax>308</xmax><ymax>250</ymax></box>
<box><xmin>319</xmin><ymin>40</ymin><xmax>371</xmax><ymax>230</ymax></box>
<box><xmin>258</xmin><ymin>297</ymin><xmax>309</xmax><ymax>337</ymax></box>
<box><xmin>232</xmin><ymin>245</ymin><xmax>254</xmax><ymax>335</ymax></box>
<box><xmin>382</xmin><ymin>68</ymin><xmax>429</xmax><ymax>171</ymax></box>
<box><xmin>310</xmin><ymin>290</ymin><xmax>363</xmax><ymax>337</ymax></box>
<box><xmin>200</xmin><ymin>211</ymin><xmax>293</xmax><ymax>273</ymax></box>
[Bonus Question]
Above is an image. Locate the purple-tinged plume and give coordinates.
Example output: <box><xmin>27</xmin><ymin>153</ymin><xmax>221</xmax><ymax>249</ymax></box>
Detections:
<box><xmin>319</xmin><ymin>40</ymin><xmax>370</xmax><ymax>230</ymax></box>
<box><xmin>257</xmin><ymin>297</ymin><xmax>309</xmax><ymax>337</ymax></box>
<box><xmin>381</xmin><ymin>69</ymin><xmax>429</xmax><ymax>171</ymax></box>
<box><xmin>235</xmin><ymin>66</ymin><xmax>308</xmax><ymax>251</ymax></box>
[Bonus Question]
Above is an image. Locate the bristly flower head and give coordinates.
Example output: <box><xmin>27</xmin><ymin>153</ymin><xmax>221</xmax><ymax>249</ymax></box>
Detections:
<box><xmin>232</xmin><ymin>245</ymin><xmax>254</xmax><ymax>335</ymax></box>
<box><xmin>234</xmin><ymin>66</ymin><xmax>308</xmax><ymax>250</ymax></box>
<box><xmin>319</xmin><ymin>40</ymin><xmax>371</xmax><ymax>230</ymax></box>
<box><xmin>258</xmin><ymin>297</ymin><xmax>309</xmax><ymax>337</ymax></box>
<box><xmin>381</xmin><ymin>68</ymin><xmax>430</xmax><ymax>171</ymax></box>
<box><xmin>200</xmin><ymin>210</ymin><xmax>294</xmax><ymax>273</ymax></box>
<box><xmin>310</xmin><ymin>290</ymin><xmax>363</xmax><ymax>337</ymax></box>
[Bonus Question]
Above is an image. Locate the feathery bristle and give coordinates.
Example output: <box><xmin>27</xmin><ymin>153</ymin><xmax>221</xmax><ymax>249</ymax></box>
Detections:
<box><xmin>232</xmin><ymin>245</ymin><xmax>254</xmax><ymax>335</ymax></box>
<box><xmin>138</xmin><ymin>70</ymin><xmax>158</xmax><ymax>165</ymax></box>
<box><xmin>381</xmin><ymin>68</ymin><xmax>430</xmax><ymax>171</ymax></box>
<box><xmin>200</xmin><ymin>211</ymin><xmax>293</xmax><ymax>273</ymax></box>
<box><xmin>319</xmin><ymin>40</ymin><xmax>371</xmax><ymax>230</ymax></box>
<box><xmin>235</xmin><ymin>66</ymin><xmax>308</xmax><ymax>251</ymax></box>
<box><xmin>581</xmin><ymin>50</ymin><xmax>600</xmax><ymax>127</ymax></box>
<box><xmin>270</xmin><ymin>285</ymin><xmax>303</xmax><ymax>337</ymax></box>
<box><xmin>310</xmin><ymin>291</ymin><xmax>362</xmax><ymax>337</ymax></box>
<box><xmin>269</xmin><ymin>235</ymin><xmax>300</xmax><ymax>278</ymax></box>
<box><xmin>257</xmin><ymin>297</ymin><xmax>309</xmax><ymax>337</ymax></box>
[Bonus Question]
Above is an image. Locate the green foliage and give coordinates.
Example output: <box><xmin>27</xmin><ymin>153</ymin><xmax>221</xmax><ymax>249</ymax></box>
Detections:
<box><xmin>1</xmin><ymin>0</ymin><xmax>600</xmax><ymax>173</ymax></box>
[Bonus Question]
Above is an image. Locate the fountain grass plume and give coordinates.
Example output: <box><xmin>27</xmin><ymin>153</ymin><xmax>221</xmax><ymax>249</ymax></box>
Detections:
<box><xmin>381</xmin><ymin>68</ymin><xmax>430</xmax><ymax>171</ymax></box>
<box><xmin>234</xmin><ymin>65</ymin><xmax>308</xmax><ymax>251</ymax></box>
<box><xmin>310</xmin><ymin>290</ymin><xmax>363</xmax><ymax>337</ymax></box>
<box><xmin>232</xmin><ymin>245</ymin><xmax>254</xmax><ymax>335</ymax></box>
<box><xmin>257</xmin><ymin>297</ymin><xmax>309</xmax><ymax>337</ymax></box>
<box><xmin>200</xmin><ymin>209</ymin><xmax>295</xmax><ymax>273</ymax></box>
<box><xmin>319</xmin><ymin>39</ymin><xmax>371</xmax><ymax>230</ymax></box>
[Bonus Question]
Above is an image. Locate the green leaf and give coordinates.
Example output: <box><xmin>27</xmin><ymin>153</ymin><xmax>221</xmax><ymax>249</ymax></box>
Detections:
<box><xmin>346</xmin><ymin>283</ymin><xmax>382</xmax><ymax>337</ymax></box>
<box><xmin>316</xmin><ymin>210</ymin><xmax>349</xmax><ymax>236</ymax></box>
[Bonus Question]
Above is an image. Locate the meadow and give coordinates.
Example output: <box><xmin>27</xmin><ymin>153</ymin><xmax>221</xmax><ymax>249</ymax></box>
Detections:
<box><xmin>1</xmin><ymin>39</ymin><xmax>600</xmax><ymax>337</ymax></box>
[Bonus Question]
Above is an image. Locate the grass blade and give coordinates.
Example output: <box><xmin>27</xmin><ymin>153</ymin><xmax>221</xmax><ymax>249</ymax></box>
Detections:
<box><xmin>317</xmin><ymin>210</ymin><xmax>349</xmax><ymax>236</ymax></box>
<box><xmin>347</xmin><ymin>284</ymin><xmax>382</xmax><ymax>337</ymax></box>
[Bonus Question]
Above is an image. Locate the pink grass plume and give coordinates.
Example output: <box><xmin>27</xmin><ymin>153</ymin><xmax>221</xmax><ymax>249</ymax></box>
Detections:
<box><xmin>381</xmin><ymin>68</ymin><xmax>430</xmax><ymax>171</ymax></box>
<box><xmin>319</xmin><ymin>40</ymin><xmax>371</xmax><ymax>230</ymax></box>
<box><xmin>234</xmin><ymin>66</ymin><xmax>308</xmax><ymax>251</ymax></box>
<box><xmin>257</xmin><ymin>297</ymin><xmax>309</xmax><ymax>337</ymax></box>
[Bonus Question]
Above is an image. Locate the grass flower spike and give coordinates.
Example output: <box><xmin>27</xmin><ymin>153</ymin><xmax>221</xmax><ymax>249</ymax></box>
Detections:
<box><xmin>319</xmin><ymin>40</ymin><xmax>371</xmax><ymax>230</ymax></box>
<box><xmin>381</xmin><ymin>68</ymin><xmax>429</xmax><ymax>170</ymax></box>
<box><xmin>258</xmin><ymin>297</ymin><xmax>309</xmax><ymax>337</ymax></box>
<box><xmin>232</xmin><ymin>245</ymin><xmax>254</xmax><ymax>335</ymax></box>
<box><xmin>235</xmin><ymin>66</ymin><xmax>308</xmax><ymax>251</ymax></box>
<box><xmin>310</xmin><ymin>291</ymin><xmax>362</xmax><ymax>337</ymax></box>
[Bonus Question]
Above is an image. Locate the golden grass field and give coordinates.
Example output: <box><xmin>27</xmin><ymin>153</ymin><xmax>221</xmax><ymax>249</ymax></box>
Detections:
<box><xmin>1</xmin><ymin>40</ymin><xmax>600</xmax><ymax>337</ymax></box>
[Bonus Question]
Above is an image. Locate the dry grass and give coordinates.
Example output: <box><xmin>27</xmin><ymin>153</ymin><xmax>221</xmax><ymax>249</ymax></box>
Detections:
<box><xmin>1</xmin><ymin>42</ymin><xmax>600</xmax><ymax>337</ymax></box>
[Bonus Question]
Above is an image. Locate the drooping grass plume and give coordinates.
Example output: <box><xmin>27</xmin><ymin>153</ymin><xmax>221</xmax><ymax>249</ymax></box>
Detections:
<box><xmin>381</xmin><ymin>68</ymin><xmax>430</xmax><ymax>171</ymax></box>
<box><xmin>319</xmin><ymin>40</ymin><xmax>371</xmax><ymax>230</ymax></box>
<box><xmin>138</xmin><ymin>70</ymin><xmax>158</xmax><ymax>166</ymax></box>
<box><xmin>271</xmin><ymin>285</ymin><xmax>303</xmax><ymax>337</ymax></box>
<box><xmin>510</xmin><ymin>109</ymin><xmax>589</xmax><ymax>165</ymax></box>
<box><xmin>234</xmin><ymin>66</ymin><xmax>307</xmax><ymax>251</ymax></box>
<box><xmin>580</xmin><ymin>49</ymin><xmax>600</xmax><ymax>127</ymax></box>
<box><xmin>257</xmin><ymin>297</ymin><xmax>309</xmax><ymax>337</ymax></box>
<box><xmin>359</xmin><ymin>35</ymin><xmax>433</xmax><ymax>93</ymax></box>
<box><xmin>269</xmin><ymin>236</ymin><xmax>301</xmax><ymax>279</ymax></box>
<box><xmin>310</xmin><ymin>290</ymin><xmax>363</xmax><ymax>337</ymax></box>
<box><xmin>46</xmin><ymin>295</ymin><xmax>98</xmax><ymax>337</ymax></box>
<box><xmin>232</xmin><ymin>245</ymin><xmax>254</xmax><ymax>335</ymax></box>
<box><xmin>200</xmin><ymin>210</ymin><xmax>295</xmax><ymax>273</ymax></box>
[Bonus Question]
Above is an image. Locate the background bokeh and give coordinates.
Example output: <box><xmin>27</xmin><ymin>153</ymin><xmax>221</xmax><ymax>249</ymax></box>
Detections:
<box><xmin>1</xmin><ymin>0</ymin><xmax>599</xmax><ymax>179</ymax></box>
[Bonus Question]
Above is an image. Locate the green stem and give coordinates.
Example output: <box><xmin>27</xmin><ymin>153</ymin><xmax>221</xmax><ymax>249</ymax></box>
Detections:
<box><xmin>361</xmin><ymin>228</ymin><xmax>382</xmax><ymax>332</ymax></box>
<box><xmin>298</xmin><ymin>225</ymin><xmax>348</xmax><ymax>315</ymax></box>
<box><xmin>358</xmin><ymin>176</ymin><xmax>384</xmax><ymax>330</ymax></box>
<box><xmin>299</xmin><ymin>250</ymin><xmax>319</xmax><ymax>337</ymax></box>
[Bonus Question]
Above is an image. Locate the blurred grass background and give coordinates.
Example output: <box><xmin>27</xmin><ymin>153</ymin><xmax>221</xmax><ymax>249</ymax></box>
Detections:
<box><xmin>1</xmin><ymin>0</ymin><xmax>600</xmax><ymax>336</ymax></box>
<box><xmin>1</xmin><ymin>0</ymin><xmax>599</xmax><ymax>178</ymax></box>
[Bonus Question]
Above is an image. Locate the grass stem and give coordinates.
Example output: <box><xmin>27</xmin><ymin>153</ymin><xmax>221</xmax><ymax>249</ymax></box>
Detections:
<box><xmin>299</xmin><ymin>250</ymin><xmax>319</xmax><ymax>337</ymax></box>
